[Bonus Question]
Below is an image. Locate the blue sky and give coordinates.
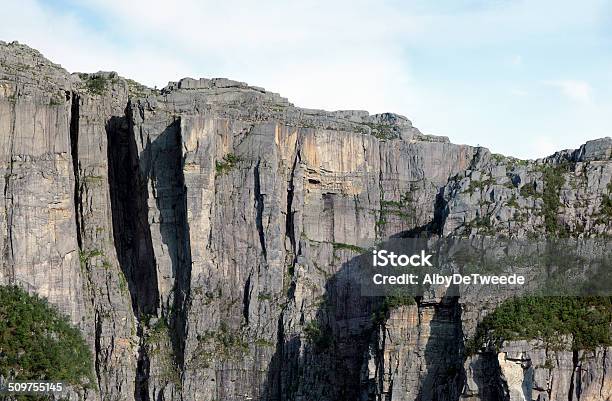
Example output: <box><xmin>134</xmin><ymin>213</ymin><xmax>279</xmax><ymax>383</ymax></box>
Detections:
<box><xmin>2</xmin><ymin>0</ymin><xmax>611</xmax><ymax>158</ymax></box>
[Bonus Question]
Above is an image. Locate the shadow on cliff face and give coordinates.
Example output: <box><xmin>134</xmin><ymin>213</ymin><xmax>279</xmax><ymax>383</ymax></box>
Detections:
<box><xmin>107</xmin><ymin>111</ymin><xmax>159</xmax><ymax>401</ymax></box>
<box><xmin>260</xmin><ymin>248</ymin><xmax>377</xmax><ymax>401</ymax></box>
<box><xmin>107</xmin><ymin>111</ymin><xmax>192</xmax><ymax>400</ymax></box>
<box><xmin>107</xmin><ymin>112</ymin><xmax>159</xmax><ymax>318</ymax></box>
<box><xmin>416</xmin><ymin>297</ymin><xmax>465</xmax><ymax>401</ymax></box>
<box><xmin>137</xmin><ymin>117</ymin><xmax>193</xmax><ymax>369</ymax></box>
<box><xmin>259</xmin><ymin>235</ymin><xmax>467</xmax><ymax>401</ymax></box>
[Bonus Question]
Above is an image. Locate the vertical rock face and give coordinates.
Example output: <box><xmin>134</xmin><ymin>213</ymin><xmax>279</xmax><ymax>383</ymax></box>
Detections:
<box><xmin>0</xmin><ymin>41</ymin><xmax>83</xmax><ymax>322</ymax></box>
<box><xmin>0</xmin><ymin>41</ymin><xmax>611</xmax><ymax>401</ymax></box>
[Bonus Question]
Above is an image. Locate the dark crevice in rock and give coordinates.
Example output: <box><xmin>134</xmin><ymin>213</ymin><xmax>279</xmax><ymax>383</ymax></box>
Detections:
<box><xmin>285</xmin><ymin>154</ymin><xmax>298</xmax><ymax>256</ymax></box>
<box><xmin>3</xmin><ymin>88</ymin><xmax>17</xmax><ymax>276</ymax></box>
<box><xmin>107</xmin><ymin>102</ymin><xmax>159</xmax><ymax>317</ymax></box>
<box><xmin>242</xmin><ymin>272</ymin><xmax>252</xmax><ymax>325</ymax></box>
<box><xmin>275</xmin><ymin>312</ymin><xmax>285</xmax><ymax>400</ymax></box>
<box><xmin>69</xmin><ymin>91</ymin><xmax>104</xmax><ymax>392</ymax></box>
<box><xmin>432</xmin><ymin>186</ymin><xmax>450</xmax><ymax>235</ymax></box>
<box><xmin>254</xmin><ymin>160</ymin><xmax>267</xmax><ymax>260</ymax></box>
<box><xmin>264</xmin><ymin>310</ymin><xmax>286</xmax><ymax>401</ymax></box>
<box><xmin>601</xmin><ymin>349</ymin><xmax>608</xmax><ymax>398</ymax></box>
<box><xmin>377</xmin><ymin>144</ymin><xmax>385</xmax><ymax>239</ymax></box>
<box><xmin>284</xmin><ymin>151</ymin><xmax>299</xmax><ymax>300</ymax></box>
<box><xmin>568</xmin><ymin>350</ymin><xmax>580</xmax><ymax>401</ymax></box>
<box><xmin>69</xmin><ymin>91</ymin><xmax>82</xmax><ymax>249</ymax></box>
<box><xmin>135</xmin><ymin>324</ymin><xmax>151</xmax><ymax>401</ymax></box>
<box><xmin>107</xmin><ymin>103</ymin><xmax>159</xmax><ymax>401</ymax></box>
<box><xmin>94</xmin><ymin>311</ymin><xmax>103</xmax><ymax>390</ymax></box>
<box><xmin>322</xmin><ymin>193</ymin><xmax>335</xmax><ymax>237</ymax></box>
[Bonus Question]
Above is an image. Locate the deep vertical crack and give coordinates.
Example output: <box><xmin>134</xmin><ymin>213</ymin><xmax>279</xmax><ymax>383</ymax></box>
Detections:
<box><xmin>254</xmin><ymin>160</ymin><xmax>267</xmax><ymax>260</ymax></box>
<box><xmin>568</xmin><ymin>350</ymin><xmax>579</xmax><ymax>401</ymax></box>
<box><xmin>69</xmin><ymin>91</ymin><xmax>82</xmax><ymax>249</ymax></box>
<box><xmin>242</xmin><ymin>272</ymin><xmax>252</xmax><ymax>325</ymax></box>
<box><xmin>3</xmin><ymin>88</ymin><xmax>18</xmax><ymax>279</ymax></box>
<box><xmin>284</xmin><ymin>151</ymin><xmax>299</xmax><ymax>300</ymax></box>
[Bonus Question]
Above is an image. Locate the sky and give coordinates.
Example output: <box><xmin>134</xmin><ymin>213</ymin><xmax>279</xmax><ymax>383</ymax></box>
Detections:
<box><xmin>1</xmin><ymin>0</ymin><xmax>611</xmax><ymax>159</ymax></box>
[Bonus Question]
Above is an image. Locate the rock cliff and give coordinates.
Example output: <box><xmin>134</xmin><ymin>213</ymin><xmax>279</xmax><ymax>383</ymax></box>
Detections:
<box><xmin>0</xmin><ymin>41</ymin><xmax>610</xmax><ymax>401</ymax></box>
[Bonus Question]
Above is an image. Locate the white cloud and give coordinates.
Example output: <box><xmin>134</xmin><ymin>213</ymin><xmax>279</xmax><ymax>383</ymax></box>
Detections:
<box><xmin>543</xmin><ymin>80</ymin><xmax>593</xmax><ymax>104</ymax></box>
<box><xmin>0</xmin><ymin>0</ymin><xmax>418</xmax><ymax>113</ymax></box>
<box><xmin>0</xmin><ymin>0</ymin><xmax>193</xmax><ymax>86</ymax></box>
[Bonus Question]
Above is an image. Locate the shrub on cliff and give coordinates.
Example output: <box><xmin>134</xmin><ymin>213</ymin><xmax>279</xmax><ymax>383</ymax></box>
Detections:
<box><xmin>468</xmin><ymin>296</ymin><xmax>612</xmax><ymax>353</ymax></box>
<box><xmin>0</xmin><ymin>285</ymin><xmax>95</xmax><ymax>388</ymax></box>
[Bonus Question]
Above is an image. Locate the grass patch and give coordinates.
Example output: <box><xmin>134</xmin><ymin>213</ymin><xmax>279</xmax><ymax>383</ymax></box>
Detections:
<box><xmin>49</xmin><ymin>96</ymin><xmax>63</xmax><ymax>106</ymax></box>
<box><xmin>118</xmin><ymin>271</ymin><xmax>128</xmax><ymax>294</ymax></box>
<box><xmin>144</xmin><ymin>318</ymin><xmax>181</xmax><ymax>386</ymax></box>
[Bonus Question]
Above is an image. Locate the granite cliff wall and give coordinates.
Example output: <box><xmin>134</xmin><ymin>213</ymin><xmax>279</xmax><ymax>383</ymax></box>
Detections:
<box><xmin>0</xmin><ymin>41</ymin><xmax>610</xmax><ymax>401</ymax></box>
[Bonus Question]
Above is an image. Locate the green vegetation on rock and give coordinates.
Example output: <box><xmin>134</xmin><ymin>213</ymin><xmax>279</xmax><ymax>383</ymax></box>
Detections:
<box><xmin>507</xmin><ymin>194</ymin><xmax>519</xmax><ymax>208</ymax></box>
<box><xmin>467</xmin><ymin>296</ymin><xmax>612</xmax><ymax>354</ymax></box>
<box><xmin>304</xmin><ymin>320</ymin><xmax>333</xmax><ymax>351</ymax></box>
<box><xmin>519</xmin><ymin>183</ymin><xmax>537</xmax><ymax>198</ymax></box>
<box><xmin>467</xmin><ymin>176</ymin><xmax>496</xmax><ymax>194</ymax></box>
<box><xmin>542</xmin><ymin>164</ymin><xmax>569</xmax><ymax>235</ymax></box>
<box><xmin>215</xmin><ymin>153</ymin><xmax>242</xmax><ymax>175</ymax></box>
<box><xmin>361</xmin><ymin>122</ymin><xmax>397</xmax><ymax>140</ymax></box>
<box><xmin>371</xmin><ymin>294</ymin><xmax>415</xmax><ymax>325</ymax></box>
<box><xmin>144</xmin><ymin>318</ymin><xmax>181</xmax><ymax>387</ymax></box>
<box><xmin>331</xmin><ymin>242</ymin><xmax>366</xmax><ymax>253</ymax></box>
<box><xmin>80</xmin><ymin>73</ymin><xmax>108</xmax><ymax>95</ymax></box>
<box><xmin>0</xmin><ymin>285</ymin><xmax>95</xmax><ymax>387</ymax></box>
<box><xmin>194</xmin><ymin>322</ymin><xmax>248</xmax><ymax>366</ymax></box>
